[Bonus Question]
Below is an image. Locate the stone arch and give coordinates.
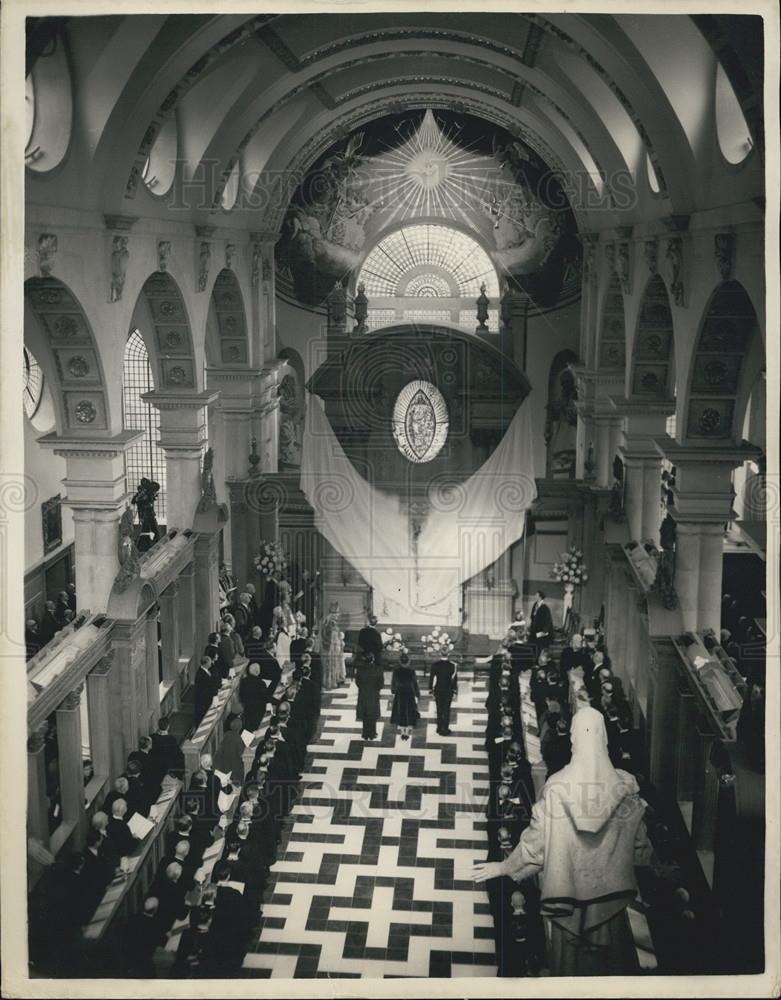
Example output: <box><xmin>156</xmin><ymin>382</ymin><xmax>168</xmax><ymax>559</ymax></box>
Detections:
<box><xmin>131</xmin><ymin>272</ymin><xmax>199</xmax><ymax>391</ymax></box>
<box><xmin>597</xmin><ymin>273</ymin><xmax>626</xmax><ymax>372</ymax></box>
<box><xmin>24</xmin><ymin>277</ymin><xmax>111</xmax><ymax>434</ymax></box>
<box><xmin>629</xmin><ymin>273</ymin><xmax>675</xmax><ymax>400</ymax></box>
<box><xmin>684</xmin><ymin>280</ymin><xmax>763</xmax><ymax>444</ymax></box>
<box><xmin>205</xmin><ymin>268</ymin><xmax>250</xmax><ymax>367</ymax></box>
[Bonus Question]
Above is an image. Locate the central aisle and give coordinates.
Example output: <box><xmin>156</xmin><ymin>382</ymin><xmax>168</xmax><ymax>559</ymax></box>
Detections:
<box><xmin>243</xmin><ymin>662</ymin><xmax>498</xmax><ymax>978</ymax></box>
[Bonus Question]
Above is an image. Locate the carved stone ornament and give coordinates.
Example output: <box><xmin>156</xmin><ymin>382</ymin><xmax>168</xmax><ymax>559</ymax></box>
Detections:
<box><xmin>68</xmin><ymin>356</ymin><xmax>90</xmax><ymax>378</ymax></box>
<box><xmin>353</xmin><ymin>281</ymin><xmax>368</xmax><ymax>333</ymax></box>
<box><xmin>251</xmin><ymin>241</ymin><xmax>262</xmax><ymax>287</ymax></box>
<box><xmin>225</xmin><ymin>243</ymin><xmax>237</xmax><ymax>270</ymax></box>
<box><xmin>114</xmin><ymin>505</ymin><xmax>140</xmax><ymax>593</ymax></box>
<box><xmin>644</xmin><ymin>238</ymin><xmax>658</xmax><ymax>276</ymax></box>
<box><xmin>110</xmin><ymin>235</ymin><xmax>129</xmax><ymax>303</ymax></box>
<box><xmin>197</xmin><ymin>446</ymin><xmax>218</xmax><ymax>512</ymax></box>
<box><xmin>604</xmin><ymin>242</ymin><xmax>616</xmax><ymax>274</ymax></box>
<box><xmin>158</xmin><ymin>239</ymin><xmax>172</xmax><ymax>272</ymax></box>
<box><xmin>38</xmin><ymin>233</ymin><xmax>58</xmax><ymax>277</ymax></box>
<box><xmin>74</xmin><ymin>400</ymin><xmax>97</xmax><ymax>424</ymax></box>
<box><xmin>665</xmin><ymin>237</ymin><xmax>684</xmax><ymax>307</ymax></box>
<box><xmin>714</xmin><ymin>232</ymin><xmax>735</xmax><ymax>282</ymax></box>
<box><xmin>616</xmin><ymin>242</ymin><xmax>631</xmax><ymax>295</ymax></box>
<box><xmin>198</xmin><ymin>240</ymin><xmax>212</xmax><ymax>292</ymax></box>
<box><xmin>475</xmin><ymin>283</ymin><xmax>490</xmax><ymax>331</ymax></box>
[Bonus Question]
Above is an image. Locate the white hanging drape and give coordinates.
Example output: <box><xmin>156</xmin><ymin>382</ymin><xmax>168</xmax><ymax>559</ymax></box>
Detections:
<box><xmin>300</xmin><ymin>393</ymin><xmax>536</xmax><ymax>625</ymax></box>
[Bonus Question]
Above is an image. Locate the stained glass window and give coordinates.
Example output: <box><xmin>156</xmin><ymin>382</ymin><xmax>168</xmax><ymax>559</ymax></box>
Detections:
<box><xmin>123</xmin><ymin>329</ymin><xmax>167</xmax><ymax>524</ymax></box>
<box><xmin>358</xmin><ymin>224</ymin><xmax>499</xmax><ymax>298</ymax></box>
<box><xmin>23</xmin><ymin>347</ymin><xmax>44</xmax><ymax>419</ymax></box>
<box><xmin>392</xmin><ymin>380</ymin><xmax>449</xmax><ymax>464</ymax></box>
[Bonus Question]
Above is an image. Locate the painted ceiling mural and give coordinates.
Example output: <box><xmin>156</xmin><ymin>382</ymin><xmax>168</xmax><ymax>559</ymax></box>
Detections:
<box><xmin>275</xmin><ymin>109</ymin><xmax>581</xmax><ymax>308</ymax></box>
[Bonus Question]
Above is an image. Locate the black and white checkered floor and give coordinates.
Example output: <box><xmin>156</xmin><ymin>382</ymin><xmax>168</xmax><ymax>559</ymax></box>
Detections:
<box><xmin>243</xmin><ymin>666</ymin><xmax>498</xmax><ymax>978</ymax></box>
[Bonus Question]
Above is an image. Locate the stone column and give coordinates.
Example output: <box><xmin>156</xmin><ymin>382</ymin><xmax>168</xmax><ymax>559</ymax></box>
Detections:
<box><xmin>37</xmin><ymin>431</ymin><xmax>142</xmax><ymax>614</ymax></box>
<box><xmin>27</xmin><ymin>723</ymin><xmax>50</xmax><ymax>848</ymax></box>
<box><xmin>108</xmin><ymin>619</ymin><xmax>146</xmax><ymax>767</ymax></box>
<box><xmin>194</xmin><ymin>531</ymin><xmax>221</xmax><ymax>667</ymax></box>
<box><xmin>499</xmin><ymin>284</ymin><xmax>528</xmax><ymax>369</ymax></box>
<box><xmin>143</xmin><ymin>390</ymin><xmax>218</xmax><ymax>532</ymax></box>
<box><xmin>56</xmin><ymin>685</ymin><xmax>87</xmax><ymax>848</ymax></box>
<box><xmin>658</xmin><ymin>440</ymin><xmax>762</xmax><ymax>634</ymax></box>
<box><xmin>158</xmin><ymin>582</ymin><xmax>180</xmax><ymax>693</ymax></box>
<box><xmin>611</xmin><ymin>397</ymin><xmax>675</xmax><ymax>543</ymax></box>
<box><xmin>249</xmin><ymin>231</ymin><xmax>278</xmax><ymax>364</ymax></box>
<box><xmin>86</xmin><ymin>654</ymin><xmax>113</xmax><ymax>780</ymax></box>
<box><xmin>145</xmin><ymin>604</ymin><xmax>161</xmax><ymax>733</ymax></box>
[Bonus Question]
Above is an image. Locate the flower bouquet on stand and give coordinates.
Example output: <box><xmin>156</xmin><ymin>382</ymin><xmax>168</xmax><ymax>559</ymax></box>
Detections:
<box><xmin>421</xmin><ymin>627</ymin><xmax>454</xmax><ymax>660</ymax></box>
<box><xmin>253</xmin><ymin>539</ymin><xmax>288</xmax><ymax>582</ymax></box>
<box><xmin>550</xmin><ymin>545</ymin><xmax>589</xmax><ymax>626</ymax></box>
<box><xmin>382</xmin><ymin>628</ymin><xmax>408</xmax><ymax>664</ymax></box>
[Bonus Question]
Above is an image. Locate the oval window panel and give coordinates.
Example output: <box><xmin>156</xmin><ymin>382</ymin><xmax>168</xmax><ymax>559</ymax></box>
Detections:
<box><xmin>392</xmin><ymin>380</ymin><xmax>449</xmax><ymax>464</ymax></box>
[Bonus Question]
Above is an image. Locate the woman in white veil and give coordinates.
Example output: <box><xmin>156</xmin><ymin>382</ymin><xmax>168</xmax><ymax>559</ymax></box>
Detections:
<box><xmin>474</xmin><ymin>706</ymin><xmax>653</xmax><ymax>975</ymax></box>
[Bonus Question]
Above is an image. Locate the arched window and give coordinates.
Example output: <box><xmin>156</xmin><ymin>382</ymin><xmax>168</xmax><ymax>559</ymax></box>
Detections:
<box><xmin>123</xmin><ymin>329</ymin><xmax>167</xmax><ymax>524</ymax></box>
<box><xmin>357</xmin><ymin>223</ymin><xmax>500</xmax><ymax>332</ymax></box>
<box><xmin>23</xmin><ymin>347</ymin><xmax>44</xmax><ymax>420</ymax></box>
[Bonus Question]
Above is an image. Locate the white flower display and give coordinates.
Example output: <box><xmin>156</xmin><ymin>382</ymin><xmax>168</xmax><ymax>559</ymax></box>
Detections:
<box><xmin>253</xmin><ymin>539</ymin><xmax>288</xmax><ymax>580</ymax></box>
<box><xmin>550</xmin><ymin>544</ymin><xmax>589</xmax><ymax>586</ymax></box>
<box><xmin>423</xmin><ymin>627</ymin><xmax>454</xmax><ymax>656</ymax></box>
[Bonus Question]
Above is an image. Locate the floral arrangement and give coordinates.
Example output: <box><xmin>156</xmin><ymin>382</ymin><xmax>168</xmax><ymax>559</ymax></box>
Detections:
<box><xmin>422</xmin><ymin>626</ymin><xmax>454</xmax><ymax>657</ymax></box>
<box><xmin>382</xmin><ymin>628</ymin><xmax>408</xmax><ymax>654</ymax></box>
<box><xmin>253</xmin><ymin>539</ymin><xmax>287</xmax><ymax>580</ymax></box>
<box><xmin>550</xmin><ymin>545</ymin><xmax>589</xmax><ymax>586</ymax></box>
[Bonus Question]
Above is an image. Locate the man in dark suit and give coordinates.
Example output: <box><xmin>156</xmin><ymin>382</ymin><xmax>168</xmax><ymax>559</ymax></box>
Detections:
<box><xmin>231</xmin><ymin>593</ymin><xmax>253</xmax><ymax>640</ymax></box>
<box><xmin>107</xmin><ymin>799</ymin><xmax>139</xmax><ymax>859</ymax></box>
<box><xmin>206</xmin><ymin>861</ymin><xmax>247</xmax><ymax>974</ymax></box>
<box><xmin>357</xmin><ymin>615</ymin><xmax>384</xmax><ymax>661</ymax></box>
<box><xmin>194</xmin><ymin>656</ymin><xmax>220</xmax><ymax>725</ymax></box>
<box><xmin>243</xmin><ymin>626</ymin><xmax>265</xmax><ymax>665</ymax></box>
<box><xmin>216</xmin><ymin>622</ymin><xmax>237</xmax><ymax>679</ymax></box>
<box><xmin>40</xmin><ymin>601</ymin><xmax>60</xmax><ymax>645</ymax></box>
<box><xmin>150</xmin><ymin>716</ymin><xmax>184</xmax><ymax>782</ymax></box>
<box><xmin>258</xmin><ymin>639</ymin><xmax>282</xmax><ymax>692</ymax></box>
<box><xmin>128</xmin><ymin>736</ymin><xmax>160</xmax><ymax>805</ymax></box>
<box><xmin>25</xmin><ymin>619</ymin><xmax>41</xmax><ymax>659</ymax></box>
<box><xmin>122</xmin><ymin>896</ymin><xmax>168</xmax><ymax>977</ymax></box>
<box><xmin>239</xmin><ymin>661</ymin><xmax>267</xmax><ymax>732</ymax></box>
<box><xmin>559</xmin><ymin>633</ymin><xmax>591</xmax><ymax>675</ymax></box>
<box><xmin>429</xmin><ymin>656</ymin><xmax>458</xmax><ymax>736</ymax></box>
<box><xmin>529</xmin><ymin>591</ymin><xmax>553</xmax><ymax>655</ymax></box>
<box><xmin>289</xmin><ymin>626</ymin><xmax>309</xmax><ymax>665</ymax></box>
<box><xmin>508</xmin><ymin>630</ymin><xmax>536</xmax><ymax>676</ymax></box>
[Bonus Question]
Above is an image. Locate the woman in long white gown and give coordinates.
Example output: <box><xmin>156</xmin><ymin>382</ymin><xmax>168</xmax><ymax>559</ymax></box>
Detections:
<box><xmin>321</xmin><ymin>603</ymin><xmax>345</xmax><ymax>689</ymax></box>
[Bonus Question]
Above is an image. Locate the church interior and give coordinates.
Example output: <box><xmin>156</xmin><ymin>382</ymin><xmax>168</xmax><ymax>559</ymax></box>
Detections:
<box><xmin>15</xmin><ymin>9</ymin><xmax>772</xmax><ymax>986</ymax></box>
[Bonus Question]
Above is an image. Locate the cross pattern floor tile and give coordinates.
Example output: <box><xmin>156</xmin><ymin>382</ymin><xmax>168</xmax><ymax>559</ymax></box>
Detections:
<box><xmin>247</xmin><ymin>669</ymin><xmax>497</xmax><ymax>978</ymax></box>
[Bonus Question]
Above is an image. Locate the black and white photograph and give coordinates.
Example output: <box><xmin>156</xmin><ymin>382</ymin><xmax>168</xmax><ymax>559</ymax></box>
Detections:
<box><xmin>1</xmin><ymin>2</ymin><xmax>778</xmax><ymax>996</ymax></box>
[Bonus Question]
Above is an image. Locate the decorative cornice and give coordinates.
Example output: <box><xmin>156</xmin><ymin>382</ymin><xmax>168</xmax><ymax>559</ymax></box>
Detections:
<box><xmin>104</xmin><ymin>214</ymin><xmax>138</xmax><ymax>232</ymax></box>
<box><xmin>195</xmin><ymin>224</ymin><xmax>217</xmax><ymax>238</ymax></box>
<box><xmin>142</xmin><ymin>389</ymin><xmax>219</xmax><ymax>411</ymax></box>
<box><xmin>661</xmin><ymin>214</ymin><xmax>690</xmax><ymax>233</ymax></box>
<box><xmin>37</xmin><ymin>429</ymin><xmax>143</xmax><ymax>458</ymax></box>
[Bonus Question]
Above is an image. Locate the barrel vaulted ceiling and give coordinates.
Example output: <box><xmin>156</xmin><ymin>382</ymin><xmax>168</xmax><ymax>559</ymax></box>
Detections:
<box><xmin>26</xmin><ymin>12</ymin><xmax>763</xmax><ymax>234</ymax></box>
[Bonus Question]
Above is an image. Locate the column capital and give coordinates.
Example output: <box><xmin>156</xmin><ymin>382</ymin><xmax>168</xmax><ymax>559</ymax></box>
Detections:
<box><xmin>608</xmin><ymin>395</ymin><xmax>676</xmax><ymax>419</ymax></box>
<box><xmin>654</xmin><ymin>438</ymin><xmax>763</xmax><ymax>469</ymax></box>
<box><xmin>27</xmin><ymin>723</ymin><xmax>48</xmax><ymax>754</ymax></box>
<box><xmin>37</xmin><ymin>429</ymin><xmax>143</xmax><ymax>460</ymax></box>
<box><xmin>58</xmin><ymin>683</ymin><xmax>84</xmax><ymax>711</ymax></box>
<box><xmin>250</xmin><ymin>229</ymin><xmax>278</xmax><ymax>244</ymax></box>
<box><xmin>91</xmin><ymin>651</ymin><xmax>114</xmax><ymax>676</ymax></box>
<box><xmin>142</xmin><ymin>389</ymin><xmax>218</xmax><ymax>412</ymax></box>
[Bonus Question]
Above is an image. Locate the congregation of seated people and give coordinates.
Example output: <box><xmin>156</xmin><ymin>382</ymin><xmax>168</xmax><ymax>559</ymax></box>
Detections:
<box><xmin>482</xmin><ymin>618</ymin><xmax>634</xmax><ymax>976</ymax></box>
<box><xmin>29</xmin><ymin>577</ymin><xmax>324</xmax><ymax>979</ymax></box>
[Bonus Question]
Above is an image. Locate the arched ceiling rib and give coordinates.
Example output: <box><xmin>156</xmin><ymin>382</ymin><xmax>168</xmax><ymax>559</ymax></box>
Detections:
<box><xmin>31</xmin><ymin>13</ymin><xmax>763</xmax><ymax>224</ymax></box>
